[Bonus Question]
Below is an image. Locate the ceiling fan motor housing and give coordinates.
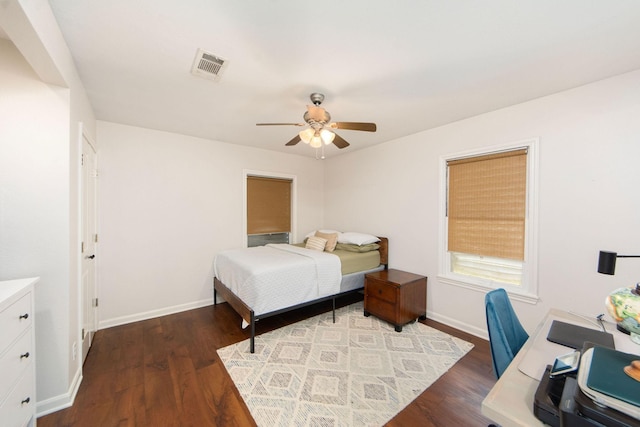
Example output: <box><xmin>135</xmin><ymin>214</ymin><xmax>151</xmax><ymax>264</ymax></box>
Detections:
<box><xmin>304</xmin><ymin>109</ymin><xmax>331</xmax><ymax>128</ymax></box>
<box><xmin>309</xmin><ymin>92</ymin><xmax>325</xmax><ymax>105</ymax></box>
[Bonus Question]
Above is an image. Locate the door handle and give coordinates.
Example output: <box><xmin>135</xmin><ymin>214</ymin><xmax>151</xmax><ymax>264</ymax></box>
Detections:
<box><xmin>85</xmin><ymin>254</ymin><xmax>95</xmax><ymax>259</ymax></box>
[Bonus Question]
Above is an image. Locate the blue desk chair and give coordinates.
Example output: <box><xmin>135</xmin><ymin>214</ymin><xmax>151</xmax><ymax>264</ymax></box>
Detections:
<box><xmin>485</xmin><ymin>288</ymin><xmax>529</xmax><ymax>379</ymax></box>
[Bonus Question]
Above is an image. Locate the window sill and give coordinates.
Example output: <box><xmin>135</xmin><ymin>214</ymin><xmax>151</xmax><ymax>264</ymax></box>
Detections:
<box><xmin>437</xmin><ymin>274</ymin><xmax>540</xmax><ymax>305</ymax></box>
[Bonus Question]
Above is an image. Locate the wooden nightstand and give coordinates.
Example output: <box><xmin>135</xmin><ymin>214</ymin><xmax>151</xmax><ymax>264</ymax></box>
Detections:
<box><xmin>364</xmin><ymin>269</ymin><xmax>427</xmax><ymax>332</ymax></box>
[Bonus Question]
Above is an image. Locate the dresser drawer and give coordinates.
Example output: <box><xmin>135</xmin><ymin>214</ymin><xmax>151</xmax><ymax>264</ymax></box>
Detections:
<box><xmin>0</xmin><ymin>364</ymin><xmax>35</xmax><ymax>427</ymax></box>
<box><xmin>0</xmin><ymin>293</ymin><xmax>32</xmax><ymax>350</ymax></box>
<box><xmin>0</xmin><ymin>328</ymin><xmax>33</xmax><ymax>404</ymax></box>
<box><xmin>365</xmin><ymin>278</ymin><xmax>396</xmax><ymax>303</ymax></box>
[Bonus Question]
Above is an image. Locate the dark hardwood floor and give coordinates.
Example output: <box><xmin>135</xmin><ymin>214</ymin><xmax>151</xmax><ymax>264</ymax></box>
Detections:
<box><xmin>38</xmin><ymin>294</ymin><xmax>497</xmax><ymax>426</ymax></box>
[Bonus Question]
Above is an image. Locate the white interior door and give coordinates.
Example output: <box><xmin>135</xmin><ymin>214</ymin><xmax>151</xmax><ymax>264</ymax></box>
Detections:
<box><xmin>81</xmin><ymin>135</ymin><xmax>98</xmax><ymax>363</ymax></box>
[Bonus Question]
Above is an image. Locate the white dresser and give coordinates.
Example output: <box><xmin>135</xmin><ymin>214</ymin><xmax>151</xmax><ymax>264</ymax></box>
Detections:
<box><xmin>0</xmin><ymin>277</ymin><xmax>38</xmax><ymax>427</ymax></box>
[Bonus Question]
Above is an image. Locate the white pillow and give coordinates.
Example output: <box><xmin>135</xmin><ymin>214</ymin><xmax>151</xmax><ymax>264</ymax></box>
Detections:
<box><xmin>305</xmin><ymin>229</ymin><xmax>341</xmax><ymax>239</ymax></box>
<box><xmin>305</xmin><ymin>236</ymin><xmax>327</xmax><ymax>251</ymax></box>
<box><xmin>338</xmin><ymin>232</ymin><xmax>380</xmax><ymax>246</ymax></box>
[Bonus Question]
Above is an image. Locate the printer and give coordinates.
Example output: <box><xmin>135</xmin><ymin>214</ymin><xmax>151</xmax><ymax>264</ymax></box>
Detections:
<box><xmin>534</xmin><ymin>365</ymin><xmax>640</xmax><ymax>427</ymax></box>
<box><xmin>533</xmin><ymin>339</ymin><xmax>640</xmax><ymax>427</ymax></box>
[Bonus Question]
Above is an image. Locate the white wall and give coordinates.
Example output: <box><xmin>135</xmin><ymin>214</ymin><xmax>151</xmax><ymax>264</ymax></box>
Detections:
<box><xmin>0</xmin><ymin>37</ymin><xmax>72</xmax><ymax>405</ymax></box>
<box><xmin>96</xmin><ymin>121</ymin><xmax>326</xmax><ymax>326</ymax></box>
<box><xmin>0</xmin><ymin>0</ymin><xmax>96</xmax><ymax>415</ymax></box>
<box><xmin>324</xmin><ymin>69</ymin><xmax>640</xmax><ymax>337</ymax></box>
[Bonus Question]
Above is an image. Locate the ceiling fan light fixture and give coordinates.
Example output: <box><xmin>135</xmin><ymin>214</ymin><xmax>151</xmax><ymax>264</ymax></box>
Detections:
<box><xmin>310</xmin><ymin>134</ymin><xmax>323</xmax><ymax>148</ymax></box>
<box><xmin>299</xmin><ymin>128</ymin><xmax>314</xmax><ymax>144</ymax></box>
<box><xmin>320</xmin><ymin>129</ymin><xmax>335</xmax><ymax>145</ymax></box>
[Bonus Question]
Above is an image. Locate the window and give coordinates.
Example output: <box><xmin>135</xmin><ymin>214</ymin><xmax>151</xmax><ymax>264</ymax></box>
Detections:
<box><xmin>246</xmin><ymin>174</ymin><xmax>293</xmax><ymax>247</ymax></box>
<box><xmin>440</xmin><ymin>140</ymin><xmax>538</xmax><ymax>301</ymax></box>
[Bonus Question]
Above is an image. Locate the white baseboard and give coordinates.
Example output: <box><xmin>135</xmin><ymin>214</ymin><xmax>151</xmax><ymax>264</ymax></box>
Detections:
<box><xmin>98</xmin><ymin>297</ymin><xmax>214</xmax><ymax>330</ymax></box>
<box><xmin>36</xmin><ymin>365</ymin><xmax>83</xmax><ymax>417</ymax></box>
<box><xmin>427</xmin><ymin>309</ymin><xmax>489</xmax><ymax>341</ymax></box>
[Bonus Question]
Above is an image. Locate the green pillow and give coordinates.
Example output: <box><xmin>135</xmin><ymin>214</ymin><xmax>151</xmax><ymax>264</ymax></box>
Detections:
<box><xmin>335</xmin><ymin>243</ymin><xmax>380</xmax><ymax>253</ymax></box>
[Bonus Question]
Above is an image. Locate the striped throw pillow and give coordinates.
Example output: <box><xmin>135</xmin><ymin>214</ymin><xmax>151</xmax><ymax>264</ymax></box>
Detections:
<box><xmin>305</xmin><ymin>236</ymin><xmax>327</xmax><ymax>251</ymax></box>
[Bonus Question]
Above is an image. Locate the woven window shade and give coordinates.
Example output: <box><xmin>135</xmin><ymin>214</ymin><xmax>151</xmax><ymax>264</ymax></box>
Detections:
<box><xmin>247</xmin><ymin>176</ymin><xmax>292</xmax><ymax>235</ymax></box>
<box><xmin>447</xmin><ymin>149</ymin><xmax>527</xmax><ymax>261</ymax></box>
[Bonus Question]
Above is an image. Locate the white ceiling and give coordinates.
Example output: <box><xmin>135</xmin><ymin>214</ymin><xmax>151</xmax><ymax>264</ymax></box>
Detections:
<box><xmin>47</xmin><ymin>0</ymin><xmax>640</xmax><ymax>158</ymax></box>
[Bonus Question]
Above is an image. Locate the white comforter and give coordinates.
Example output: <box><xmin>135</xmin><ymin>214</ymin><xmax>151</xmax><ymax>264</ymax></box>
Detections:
<box><xmin>213</xmin><ymin>244</ymin><xmax>342</xmax><ymax>317</ymax></box>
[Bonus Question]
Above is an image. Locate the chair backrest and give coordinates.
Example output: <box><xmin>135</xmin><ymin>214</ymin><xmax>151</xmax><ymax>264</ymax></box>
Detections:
<box><xmin>485</xmin><ymin>288</ymin><xmax>529</xmax><ymax>378</ymax></box>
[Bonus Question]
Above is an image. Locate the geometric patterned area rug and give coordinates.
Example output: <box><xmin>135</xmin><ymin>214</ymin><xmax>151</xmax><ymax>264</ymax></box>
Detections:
<box><xmin>217</xmin><ymin>301</ymin><xmax>473</xmax><ymax>427</ymax></box>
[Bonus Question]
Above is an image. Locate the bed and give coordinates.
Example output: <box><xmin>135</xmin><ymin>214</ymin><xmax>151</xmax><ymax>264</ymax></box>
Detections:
<box><xmin>213</xmin><ymin>234</ymin><xmax>388</xmax><ymax>352</ymax></box>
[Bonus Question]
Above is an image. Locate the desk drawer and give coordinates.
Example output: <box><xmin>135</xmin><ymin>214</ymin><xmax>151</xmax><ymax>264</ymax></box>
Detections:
<box><xmin>0</xmin><ymin>329</ymin><xmax>33</xmax><ymax>404</ymax></box>
<box><xmin>0</xmin><ymin>293</ymin><xmax>32</xmax><ymax>349</ymax></box>
<box><xmin>366</xmin><ymin>278</ymin><xmax>396</xmax><ymax>303</ymax></box>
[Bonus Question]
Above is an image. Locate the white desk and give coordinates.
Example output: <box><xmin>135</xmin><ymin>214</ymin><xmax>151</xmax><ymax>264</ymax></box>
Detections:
<box><xmin>481</xmin><ymin>308</ymin><xmax>640</xmax><ymax>427</ymax></box>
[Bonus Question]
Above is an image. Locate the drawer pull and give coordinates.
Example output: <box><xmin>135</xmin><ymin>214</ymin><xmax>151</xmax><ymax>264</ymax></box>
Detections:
<box><xmin>21</xmin><ymin>397</ymin><xmax>31</xmax><ymax>405</ymax></box>
<box><xmin>21</xmin><ymin>351</ymin><xmax>30</xmax><ymax>359</ymax></box>
<box><xmin>378</xmin><ymin>289</ymin><xmax>382</xmax><ymax>295</ymax></box>
<box><xmin>19</xmin><ymin>313</ymin><xmax>29</xmax><ymax>320</ymax></box>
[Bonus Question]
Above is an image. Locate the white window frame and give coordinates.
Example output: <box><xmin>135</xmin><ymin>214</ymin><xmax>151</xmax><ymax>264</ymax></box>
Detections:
<box><xmin>438</xmin><ymin>139</ymin><xmax>540</xmax><ymax>304</ymax></box>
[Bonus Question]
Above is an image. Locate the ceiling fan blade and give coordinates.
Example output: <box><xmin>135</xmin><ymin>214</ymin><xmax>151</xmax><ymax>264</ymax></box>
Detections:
<box><xmin>257</xmin><ymin>123</ymin><xmax>305</xmax><ymax>126</ymax></box>
<box><xmin>330</xmin><ymin>122</ymin><xmax>377</xmax><ymax>132</ymax></box>
<box><xmin>285</xmin><ymin>135</ymin><xmax>301</xmax><ymax>146</ymax></box>
<box><xmin>332</xmin><ymin>133</ymin><xmax>350</xmax><ymax>149</ymax></box>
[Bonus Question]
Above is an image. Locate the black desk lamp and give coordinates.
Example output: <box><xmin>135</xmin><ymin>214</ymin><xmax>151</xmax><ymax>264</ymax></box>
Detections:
<box><xmin>597</xmin><ymin>250</ymin><xmax>640</xmax><ymax>275</ymax></box>
<box><xmin>597</xmin><ymin>250</ymin><xmax>640</xmax><ymax>335</ymax></box>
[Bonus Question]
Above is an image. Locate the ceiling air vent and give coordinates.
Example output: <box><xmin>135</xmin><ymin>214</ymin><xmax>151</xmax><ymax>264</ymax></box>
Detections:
<box><xmin>191</xmin><ymin>48</ymin><xmax>228</xmax><ymax>81</ymax></box>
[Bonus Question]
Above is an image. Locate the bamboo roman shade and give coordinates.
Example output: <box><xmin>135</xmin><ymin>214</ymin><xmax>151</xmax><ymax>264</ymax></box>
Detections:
<box><xmin>447</xmin><ymin>149</ymin><xmax>527</xmax><ymax>261</ymax></box>
<box><xmin>247</xmin><ymin>176</ymin><xmax>292</xmax><ymax>235</ymax></box>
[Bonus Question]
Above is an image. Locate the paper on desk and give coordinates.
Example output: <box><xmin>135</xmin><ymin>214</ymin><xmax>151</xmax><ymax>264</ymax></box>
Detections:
<box><xmin>518</xmin><ymin>316</ymin><xmax>577</xmax><ymax>380</ymax></box>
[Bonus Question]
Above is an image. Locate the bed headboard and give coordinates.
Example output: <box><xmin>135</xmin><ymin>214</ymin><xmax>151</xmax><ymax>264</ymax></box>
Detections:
<box><xmin>377</xmin><ymin>237</ymin><xmax>389</xmax><ymax>268</ymax></box>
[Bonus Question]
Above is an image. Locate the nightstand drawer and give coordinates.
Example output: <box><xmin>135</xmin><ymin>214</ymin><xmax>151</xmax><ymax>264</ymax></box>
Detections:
<box><xmin>365</xmin><ymin>278</ymin><xmax>396</xmax><ymax>303</ymax></box>
<box><xmin>365</xmin><ymin>297</ymin><xmax>396</xmax><ymax>323</ymax></box>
